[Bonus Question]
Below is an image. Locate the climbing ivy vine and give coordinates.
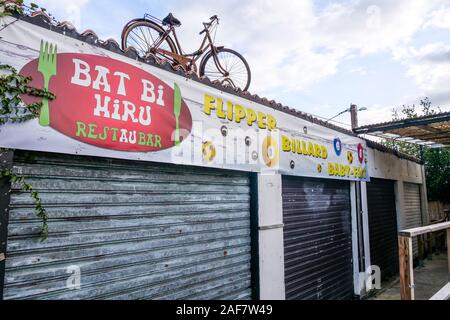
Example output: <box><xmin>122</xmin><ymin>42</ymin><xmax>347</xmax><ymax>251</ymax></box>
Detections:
<box><xmin>1</xmin><ymin>168</ymin><xmax>49</xmax><ymax>240</ymax></box>
<box><xmin>0</xmin><ymin>65</ymin><xmax>55</xmax><ymax>123</ymax></box>
<box><xmin>1</xmin><ymin>0</ymin><xmax>56</xmax><ymax>240</ymax></box>
<box><xmin>0</xmin><ymin>64</ymin><xmax>55</xmax><ymax>241</ymax></box>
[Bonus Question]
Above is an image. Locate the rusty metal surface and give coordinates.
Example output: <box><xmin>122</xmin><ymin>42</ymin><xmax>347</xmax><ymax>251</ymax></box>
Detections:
<box><xmin>3</xmin><ymin>151</ymin><xmax>252</xmax><ymax>300</ymax></box>
<box><xmin>367</xmin><ymin>178</ymin><xmax>399</xmax><ymax>282</ymax></box>
<box><xmin>282</xmin><ymin>176</ymin><xmax>353</xmax><ymax>300</ymax></box>
<box><xmin>403</xmin><ymin>182</ymin><xmax>423</xmax><ymax>258</ymax></box>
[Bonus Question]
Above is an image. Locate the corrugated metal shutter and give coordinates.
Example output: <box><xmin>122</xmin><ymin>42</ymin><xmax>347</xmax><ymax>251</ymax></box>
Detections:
<box><xmin>4</xmin><ymin>151</ymin><xmax>252</xmax><ymax>300</ymax></box>
<box><xmin>403</xmin><ymin>182</ymin><xmax>423</xmax><ymax>258</ymax></box>
<box><xmin>282</xmin><ymin>176</ymin><xmax>354</xmax><ymax>300</ymax></box>
<box><xmin>367</xmin><ymin>179</ymin><xmax>399</xmax><ymax>282</ymax></box>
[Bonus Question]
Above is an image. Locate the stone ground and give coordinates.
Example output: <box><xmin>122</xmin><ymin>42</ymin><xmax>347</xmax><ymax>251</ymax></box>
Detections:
<box><xmin>371</xmin><ymin>253</ymin><xmax>448</xmax><ymax>300</ymax></box>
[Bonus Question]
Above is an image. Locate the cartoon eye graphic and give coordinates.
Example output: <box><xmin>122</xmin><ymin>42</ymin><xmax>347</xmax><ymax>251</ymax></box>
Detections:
<box><xmin>347</xmin><ymin>151</ymin><xmax>354</xmax><ymax>164</ymax></box>
<box><xmin>245</xmin><ymin>136</ymin><xmax>251</xmax><ymax>146</ymax></box>
<box><xmin>303</xmin><ymin>126</ymin><xmax>308</xmax><ymax>134</ymax></box>
<box><xmin>262</xmin><ymin>136</ymin><xmax>279</xmax><ymax>168</ymax></box>
<box><xmin>252</xmin><ymin>151</ymin><xmax>258</xmax><ymax>161</ymax></box>
<box><xmin>317</xmin><ymin>164</ymin><xmax>322</xmax><ymax>173</ymax></box>
<box><xmin>334</xmin><ymin>138</ymin><xmax>342</xmax><ymax>156</ymax></box>
<box><xmin>202</xmin><ymin>141</ymin><xmax>216</xmax><ymax>162</ymax></box>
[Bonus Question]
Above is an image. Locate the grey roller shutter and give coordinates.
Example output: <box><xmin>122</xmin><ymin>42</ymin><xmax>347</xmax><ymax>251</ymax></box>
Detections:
<box><xmin>282</xmin><ymin>176</ymin><xmax>354</xmax><ymax>300</ymax></box>
<box><xmin>403</xmin><ymin>182</ymin><xmax>423</xmax><ymax>258</ymax></box>
<box><xmin>4</xmin><ymin>151</ymin><xmax>252</xmax><ymax>300</ymax></box>
<box><xmin>367</xmin><ymin>178</ymin><xmax>399</xmax><ymax>282</ymax></box>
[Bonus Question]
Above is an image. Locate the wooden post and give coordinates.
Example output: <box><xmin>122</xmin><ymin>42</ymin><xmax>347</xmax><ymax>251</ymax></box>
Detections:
<box><xmin>399</xmin><ymin>236</ymin><xmax>414</xmax><ymax>300</ymax></box>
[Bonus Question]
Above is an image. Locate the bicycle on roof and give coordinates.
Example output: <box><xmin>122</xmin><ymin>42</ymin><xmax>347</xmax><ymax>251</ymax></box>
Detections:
<box><xmin>121</xmin><ymin>13</ymin><xmax>252</xmax><ymax>91</ymax></box>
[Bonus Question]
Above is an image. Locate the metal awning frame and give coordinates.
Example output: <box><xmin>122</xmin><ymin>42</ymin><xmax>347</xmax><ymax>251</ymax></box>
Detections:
<box><xmin>354</xmin><ymin>112</ymin><xmax>450</xmax><ymax>148</ymax></box>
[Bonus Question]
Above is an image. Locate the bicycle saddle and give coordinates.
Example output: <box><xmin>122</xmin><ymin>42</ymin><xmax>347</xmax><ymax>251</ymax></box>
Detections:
<box><xmin>162</xmin><ymin>13</ymin><xmax>181</xmax><ymax>27</ymax></box>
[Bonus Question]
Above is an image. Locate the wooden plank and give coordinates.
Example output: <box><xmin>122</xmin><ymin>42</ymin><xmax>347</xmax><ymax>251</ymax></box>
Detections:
<box><xmin>430</xmin><ymin>282</ymin><xmax>450</xmax><ymax>300</ymax></box>
<box><xmin>398</xmin><ymin>221</ymin><xmax>450</xmax><ymax>238</ymax></box>
<box><xmin>399</xmin><ymin>236</ymin><xmax>415</xmax><ymax>300</ymax></box>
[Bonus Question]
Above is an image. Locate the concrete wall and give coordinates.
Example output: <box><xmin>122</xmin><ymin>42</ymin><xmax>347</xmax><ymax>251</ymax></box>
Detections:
<box><xmin>367</xmin><ymin>147</ymin><xmax>423</xmax><ymax>184</ymax></box>
<box><xmin>257</xmin><ymin>173</ymin><xmax>285</xmax><ymax>300</ymax></box>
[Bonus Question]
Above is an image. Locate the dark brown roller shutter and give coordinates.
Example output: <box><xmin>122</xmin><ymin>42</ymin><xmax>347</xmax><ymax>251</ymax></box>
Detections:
<box><xmin>367</xmin><ymin>178</ymin><xmax>398</xmax><ymax>282</ymax></box>
<box><xmin>282</xmin><ymin>176</ymin><xmax>354</xmax><ymax>300</ymax></box>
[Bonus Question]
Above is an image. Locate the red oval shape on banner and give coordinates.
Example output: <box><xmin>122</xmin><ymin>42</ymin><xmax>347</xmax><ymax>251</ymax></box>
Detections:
<box><xmin>19</xmin><ymin>53</ymin><xmax>192</xmax><ymax>152</ymax></box>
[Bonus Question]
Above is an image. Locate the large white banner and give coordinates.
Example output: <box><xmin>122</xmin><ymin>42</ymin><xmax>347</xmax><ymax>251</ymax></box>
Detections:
<box><xmin>0</xmin><ymin>17</ymin><xmax>369</xmax><ymax>181</ymax></box>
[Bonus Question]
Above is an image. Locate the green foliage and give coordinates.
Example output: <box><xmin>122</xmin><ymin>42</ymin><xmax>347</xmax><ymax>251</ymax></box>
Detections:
<box><xmin>0</xmin><ymin>64</ymin><xmax>54</xmax><ymax>240</ymax></box>
<box><xmin>424</xmin><ymin>148</ymin><xmax>450</xmax><ymax>202</ymax></box>
<box><xmin>383</xmin><ymin>98</ymin><xmax>449</xmax><ymax>203</ymax></box>
<box><xmin>0</xmin><ymin>1</ymin><xmax>52</xmax><ymax>20</ymax></box>
<box><xmin>0</xmin><ymin>0</ymin><xmax>24</xmax><ymax>17</ymax></box>
<box><xmin>0</xmin><ymin>64</ymin><xmax>55</xmax><ymax>125</ymax></box>
<box><xmin>0</xmin><ymin>168</ymin><xmax>48</xmax><ymax>240</ymax></box>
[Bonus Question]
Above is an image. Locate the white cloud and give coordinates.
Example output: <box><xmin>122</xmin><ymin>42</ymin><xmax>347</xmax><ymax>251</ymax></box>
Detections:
<box><xmin>359</xmin><ymin>104</ymin><xmax>395</xmax><ymax>125</ymax></box>
<box><xmin>167</xmin><ymin>0</ymin><xmax>445</xmax><ymax>95</ymax></box>
<box><xmin>393</xmin><ymin>42</ymin><xmax>450</xmax><ymax>106</ymax></box>
<box><xmin>424</xmin><ymin>6</ymin><xmax>450</xmax><ymax>29</ymax></box>
<box><xmin>350</xmin><ymin>67</ymin><xmax>368</xmax><ymax>76</ymax></box>
<box><xmin>30</xmin><ymin>0</ymin><xmax>90</xmax><ymax>29</ymax></box>
<box><xmin>314</xmin><ymin>0</ymin><xmax>437</xmax><ymax>54</ymax></box>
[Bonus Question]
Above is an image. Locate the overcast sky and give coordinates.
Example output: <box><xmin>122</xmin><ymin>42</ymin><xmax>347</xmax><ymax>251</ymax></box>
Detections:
<box><xmin>28</xmin><ymin>0</ymin><xmax>450</xmax><ymax>128</ymax></box>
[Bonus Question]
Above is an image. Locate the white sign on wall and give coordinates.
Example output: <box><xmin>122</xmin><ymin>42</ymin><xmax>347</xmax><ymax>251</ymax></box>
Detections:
<box><xmin>0</xmin><ymin>17</ymin><xmax>369</xmax><ymax>182</ymax></box>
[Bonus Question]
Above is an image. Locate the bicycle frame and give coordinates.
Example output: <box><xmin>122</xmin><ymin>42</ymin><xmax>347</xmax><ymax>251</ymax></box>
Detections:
<box><xmin>152</xmin><ymin>19</ymin><xmax>228</xmax><ymax>75</ymax></box>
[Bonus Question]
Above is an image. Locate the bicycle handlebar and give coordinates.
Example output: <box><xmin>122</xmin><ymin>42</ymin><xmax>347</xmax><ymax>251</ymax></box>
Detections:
<box><xmin>199</xmin><ymin>16</ymin><xmax>219</xmax><ymax>35</ymax></box>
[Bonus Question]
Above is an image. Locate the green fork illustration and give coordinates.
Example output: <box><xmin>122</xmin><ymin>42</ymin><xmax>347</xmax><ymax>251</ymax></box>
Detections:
<box><xmin>38</xmin><ymin>40</ymin><xmax>57</xmax><ymax>127</ymax></box>
<box><xmin>174</xmin><ymin>83</ymin><xmax>182</xmax><ymax>146</ymax></box>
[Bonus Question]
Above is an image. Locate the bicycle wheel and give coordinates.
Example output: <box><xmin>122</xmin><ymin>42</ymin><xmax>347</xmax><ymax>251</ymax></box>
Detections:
<box><xmin>121</xmin><ymin>19</ymin><xmax>178</xmax><ymax>59</ymax></box>
<box><xmin>200</xmin><ymin>48</ymin><xmax>251</xmax><ymax>91</ymax></box>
